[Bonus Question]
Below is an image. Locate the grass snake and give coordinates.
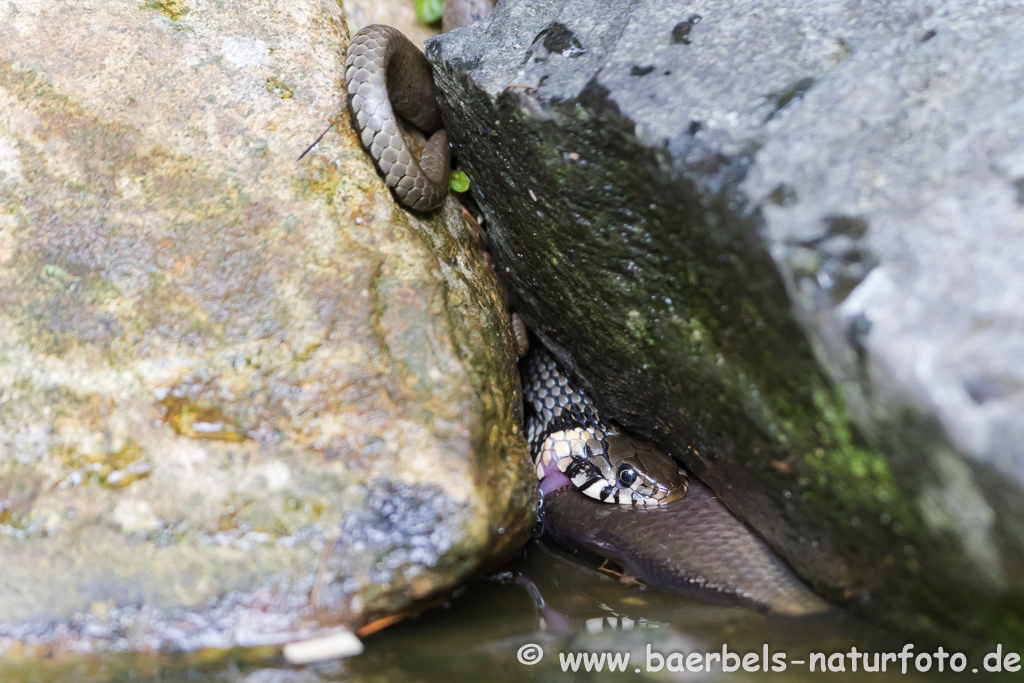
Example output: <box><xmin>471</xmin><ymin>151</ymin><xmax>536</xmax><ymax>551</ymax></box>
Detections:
<box><xmin>343</xmin><ymin>0</ymin><xmax>829</xmax><ymax>616</ymax></box>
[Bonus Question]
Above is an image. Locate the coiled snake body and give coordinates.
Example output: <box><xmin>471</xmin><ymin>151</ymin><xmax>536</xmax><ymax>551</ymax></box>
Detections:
<box><xmin>343</xmin><ymin>14</ymin><xmax>687</xmax><ymax>507</ymax></box>
<box><xmin>345</xmin><ymin>1</ymin><xmax>494</xmax><ymax>211</ymax></box>
<box><xmin>345</xmin><ymin>25</ymin><xmax>450</xmax><ymax>211</ymax></box>
<box><xmin>343</xmin><ymin>3</ymin><xmax>829</xmax><ymax>615</ymax></box>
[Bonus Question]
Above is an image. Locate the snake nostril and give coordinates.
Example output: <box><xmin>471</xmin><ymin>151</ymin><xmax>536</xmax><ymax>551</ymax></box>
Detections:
<box><xmin>617</xmin><ymin>464</ymin><xmax>638</xmax><ymax>486</ymax></box>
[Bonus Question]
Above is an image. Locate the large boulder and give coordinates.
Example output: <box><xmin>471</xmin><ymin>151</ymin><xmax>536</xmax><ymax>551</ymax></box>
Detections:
<box><xmin>428</xmin><ymin>0</ymin><xmax>1024</xmax><ymax>643</ymax></box>
<box><xmin>0</xmin><ymin>0</ymin><xmax>532</xmax><ymax>659</ymax></box>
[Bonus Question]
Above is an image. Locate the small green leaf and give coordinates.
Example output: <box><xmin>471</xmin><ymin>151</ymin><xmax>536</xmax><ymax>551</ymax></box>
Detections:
<box><xmin>44</xmin><ymin>264</ymin><xmax>69</xmax><ymax>279</ymax></box>
<box><xmin>449</xmin><ymin>170</ymin><xmax>470</xmax><ymax>193</ymax></box>
<box><xmin>415</xmin><ymin>0</ymin><xmax>444</xmax><ymax>24</ymax></box>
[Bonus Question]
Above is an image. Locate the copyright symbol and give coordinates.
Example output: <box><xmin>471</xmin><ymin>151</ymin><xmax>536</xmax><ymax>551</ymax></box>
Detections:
<box><xmin>517</xmin><ymin>643</ymin><xmax>543</xmax><ymax>665</ymax></box>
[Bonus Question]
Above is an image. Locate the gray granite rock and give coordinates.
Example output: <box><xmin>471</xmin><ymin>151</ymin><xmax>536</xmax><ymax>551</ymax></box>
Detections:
<box><xmin>0</xmin><ymin>0</ymin><xmax>532</xmax><ymax>660</ymax></box>
<box><xmin>428</xmin><ymin>0</ymin><xmax>1024</xmax><ymax>643</ymax></box>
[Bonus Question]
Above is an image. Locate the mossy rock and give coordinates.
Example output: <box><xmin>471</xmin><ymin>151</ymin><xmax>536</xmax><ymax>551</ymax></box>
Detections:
<box><xmin>428</xmin><ymin>0</ymin><xmax>1024</xmax><ymax>646</ymax></box>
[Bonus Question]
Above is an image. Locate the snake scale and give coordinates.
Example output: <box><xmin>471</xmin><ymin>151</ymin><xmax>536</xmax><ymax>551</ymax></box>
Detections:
<box><xmin>343</xmin><ymin>1</ymin><xmax>829</xmax><ymax>615</ymax></box>
<box><xmin>344</xmin><ymin>1</ymin><xmax>494</xmax><ymax>210</ymax></box>
<box><xmin>523</xmin><ymin>346</ymin><xmax>688</xmax><ymax>506</ymax></box>
<box><xmin>523</xmin><ymin>345</ymin><xmax>827</xmax><ymax>615</ymax></box>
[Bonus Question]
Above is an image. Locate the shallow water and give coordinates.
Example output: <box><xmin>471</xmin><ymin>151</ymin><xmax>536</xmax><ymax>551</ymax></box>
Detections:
<box><xmin>341</xmin><ymin>540</ymin><xmax>955</xmax><ymax>683</ymax></box>
<box><xmin>18</xmin><ymin>537</ymin><xmax>1007</xmax><ymax>682</ymax></box>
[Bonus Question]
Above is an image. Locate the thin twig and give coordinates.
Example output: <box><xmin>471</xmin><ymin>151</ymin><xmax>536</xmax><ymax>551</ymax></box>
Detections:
<box><xmin>356</xmin><ymin>614</ymin><xmax>406</xmax><ymax>638</ymax></box>
<box><xmin>297</xmin><ymin>122</ymin><xmax>336</xmax><ymax>161</ymax></box>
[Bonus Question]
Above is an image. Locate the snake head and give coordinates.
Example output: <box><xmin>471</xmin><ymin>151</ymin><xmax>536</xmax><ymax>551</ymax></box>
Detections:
<box><xmin>599</xmin><ymin>433</ymin><xmax>689</xmax><ymax>506</ymax></box>
<box><xmin>540</xmin><ymin>429</ymin><xmax>688</xmax><ymax>507</ymax></box>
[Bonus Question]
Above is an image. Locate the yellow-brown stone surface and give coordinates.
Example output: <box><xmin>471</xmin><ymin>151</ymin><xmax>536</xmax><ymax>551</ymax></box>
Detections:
<box><xmin>0</xmin><ymin>0</ymin><xmax>533</xmax><ymax>654</ymax></box>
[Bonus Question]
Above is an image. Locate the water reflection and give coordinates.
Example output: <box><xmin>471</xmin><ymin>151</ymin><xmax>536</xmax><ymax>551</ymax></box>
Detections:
<box><xmin>342</xmin><ymin>540</ymin><xmax>955</xmax><ymax>683</ymax></box>
<box><xmin>26</xmin><ymin>540</ymin><xmax>1004</xmax><ymax>682</ymax></box>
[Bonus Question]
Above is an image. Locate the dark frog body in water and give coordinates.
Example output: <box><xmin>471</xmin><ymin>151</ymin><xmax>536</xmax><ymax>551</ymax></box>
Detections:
<box><xmin>344</xmin><ymin>0</ymin><xmax>828</xmax><ymax>617</ymax></box>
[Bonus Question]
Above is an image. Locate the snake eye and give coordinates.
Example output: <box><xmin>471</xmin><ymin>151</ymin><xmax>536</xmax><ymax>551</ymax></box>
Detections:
<box><xmin>617</xmin><ymin>464</ymin><xmax>638</xmax><ymax>487</ymax></box>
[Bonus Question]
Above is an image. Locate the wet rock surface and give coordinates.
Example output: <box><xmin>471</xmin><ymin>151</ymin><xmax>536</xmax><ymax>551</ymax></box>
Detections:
<box><xmin>428</xmin><ymin>0</ymin><xmax>1024</xmax><ymax>643</ymax></box>
<box><xmin>0</xmin><ymin>0</ymin><xmax>532</xmax><ymax>659</ymax></box>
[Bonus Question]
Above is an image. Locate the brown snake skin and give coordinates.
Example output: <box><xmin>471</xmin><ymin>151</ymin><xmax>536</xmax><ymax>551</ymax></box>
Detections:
<box><xmin>344</xmin><ymin>1</ymin><xmax>495</xmax><ymax>211</ymax></box>
<box><xmin>343</xmin><ymin>2</ymin><xmax>829</xmax><ymax>615</ymax></box>
<box><xmin>345</xmin><ymin>25</ymin><xmax>450</xmax><ymax>211</ymax></box>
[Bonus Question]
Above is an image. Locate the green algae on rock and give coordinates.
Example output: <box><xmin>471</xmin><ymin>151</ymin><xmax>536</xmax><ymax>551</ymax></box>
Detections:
<box><xmin>428</xmin><ymin>0</ymin><xmax>1024</xmax><ymax>647</ymax></box>
<box><xmin>0</xmin><ymin>0</ymin><xmax>532</xmax><ymax>658</ymax></box>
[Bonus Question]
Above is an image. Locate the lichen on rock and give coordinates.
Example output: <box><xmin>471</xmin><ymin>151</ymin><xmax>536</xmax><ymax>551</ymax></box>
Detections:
<box><xmin>0</xmin><ymin>0</ymin><xmax>532</xmax><ymax>659</ymax></box>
